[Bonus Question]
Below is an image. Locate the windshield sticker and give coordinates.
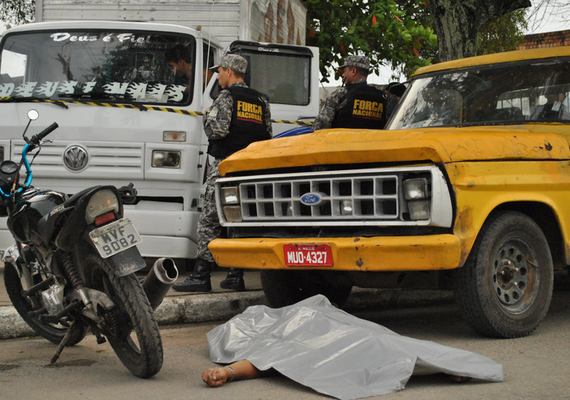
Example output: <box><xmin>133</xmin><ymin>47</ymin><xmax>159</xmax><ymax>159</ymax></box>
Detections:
<box><xmin>51</xmin><ymin>32</ymin><xmax>155</xmax><ymax>44</ymax></box>
<box><xmin>0</xmin><ymin>81</ymin><xmax>186</xmax><ymax>103</ymax></box>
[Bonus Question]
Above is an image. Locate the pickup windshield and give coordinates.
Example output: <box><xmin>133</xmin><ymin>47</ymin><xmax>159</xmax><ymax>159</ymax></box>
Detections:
<box><xmin>0</xmin><ymin>30</ymin><xmax>196</xmax><ymax>105</ymax></box>
<box><xmin>388</xmin><ymin>57</ymin><xmax>570</xmax><ymax>130</ymax></box>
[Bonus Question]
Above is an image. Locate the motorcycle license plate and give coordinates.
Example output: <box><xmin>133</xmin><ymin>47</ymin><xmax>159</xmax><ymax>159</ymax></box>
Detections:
<box><xmin>89</xmin><ymin>218</ymin><xmax>142</xmax><ymax>258</ymax></box>
<box><xmin>283</xmin><ymin>244</ymin><xmax>333</xmax><ymax>267</ymax></box>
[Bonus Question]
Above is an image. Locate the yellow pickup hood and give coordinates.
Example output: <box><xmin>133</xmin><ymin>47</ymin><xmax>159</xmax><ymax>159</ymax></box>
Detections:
<box><xmin>219</xmin><ymin>125</ymin><xmax>570</xmax><ymax>176</ymax></box>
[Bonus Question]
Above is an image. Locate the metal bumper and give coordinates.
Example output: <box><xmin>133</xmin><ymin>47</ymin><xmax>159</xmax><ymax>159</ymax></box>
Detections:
<box><xmin>209</xmin><ymin>234</ymin><xmax>462</xmax><ymax>271</ymax></box>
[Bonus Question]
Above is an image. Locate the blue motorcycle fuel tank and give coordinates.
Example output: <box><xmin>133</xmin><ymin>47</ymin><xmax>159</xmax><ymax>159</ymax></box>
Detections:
<box><xmin>8</xmin><ymin>188</ymin><xmax>68</xmax><ymax>245</ymax></box>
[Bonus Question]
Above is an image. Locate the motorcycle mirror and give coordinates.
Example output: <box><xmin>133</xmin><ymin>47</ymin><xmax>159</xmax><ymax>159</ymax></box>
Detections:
<box><xmin>27</xmin><ymin>109</ymin><xmax>39</xmax><ymax>121</ymax></box>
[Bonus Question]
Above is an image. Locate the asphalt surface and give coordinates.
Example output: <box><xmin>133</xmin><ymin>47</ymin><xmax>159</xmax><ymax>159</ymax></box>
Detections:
<box><xmin>2</xmin><ymin>283</ymin><xmax>570</xmax><ymax>400</ymax></box>
<box><xmin>0</xmin><ymin>263</ymin><xmax>454</xmax><ymax>340</ymax></box>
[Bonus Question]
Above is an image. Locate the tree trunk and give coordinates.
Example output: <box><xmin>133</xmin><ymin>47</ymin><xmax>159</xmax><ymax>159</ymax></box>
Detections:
<box><xmin>426</xmin><ymin>0</ymin><xmax>531</xmax><ymax>61</ymax></box>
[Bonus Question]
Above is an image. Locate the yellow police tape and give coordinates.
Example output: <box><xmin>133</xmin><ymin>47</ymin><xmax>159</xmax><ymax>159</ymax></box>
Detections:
<box><xmin>0</xmin><ymin>97</ymin><xmax>313</xmax><ymax>126</ymax></box>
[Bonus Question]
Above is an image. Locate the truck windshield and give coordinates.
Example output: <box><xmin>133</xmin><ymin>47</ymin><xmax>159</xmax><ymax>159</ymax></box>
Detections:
<box><xmin>388</xmin><ymin>57</ymin><xmax>570</xmax><ymax>130</ymax></box>
<box><xmin>0</xmin><ymin>30</ymin><xmax>196</xmax><ymax>105</ymax></box>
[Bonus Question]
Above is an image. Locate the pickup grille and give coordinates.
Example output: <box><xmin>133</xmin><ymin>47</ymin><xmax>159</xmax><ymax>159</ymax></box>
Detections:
<box><xmin>240</xmin><ymin>175</ymin><xmax>399</xmax><ymax>220</ymax></box>
<box><xmin>216</xmin><ymin>165</ymin><xmax>453</xmax><ymax>227</ymax></box>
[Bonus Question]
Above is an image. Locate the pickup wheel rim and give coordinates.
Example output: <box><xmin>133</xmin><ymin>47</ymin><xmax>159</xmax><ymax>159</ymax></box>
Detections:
<box><xmin>453</xmin><ymin>211</ymin><xmax>554</xmax><ymax>338</ymax></box>
<box><xmin>492</xmin><ymin>239</ymin><xmax>538</xmax><ymax>313</ymax></box>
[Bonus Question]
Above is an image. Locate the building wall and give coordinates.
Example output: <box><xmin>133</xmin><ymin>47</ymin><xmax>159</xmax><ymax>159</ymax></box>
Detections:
<box><xmin>517</xmin><ymin>30</ymin><xmax>570</xmax><ymax>50</ymax></box>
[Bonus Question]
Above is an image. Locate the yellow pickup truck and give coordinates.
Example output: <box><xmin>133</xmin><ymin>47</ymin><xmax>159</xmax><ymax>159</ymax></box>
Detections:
<box><xmin>210</xmin><ymin>46</ymin><xmax>570</xmax><ymax>338</ymax></box>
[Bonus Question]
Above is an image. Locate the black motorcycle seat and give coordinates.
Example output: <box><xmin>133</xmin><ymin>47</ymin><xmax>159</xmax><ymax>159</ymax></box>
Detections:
<box><xmin>37</xmin><ymin>185</ymin><xmax>110</xmax><ymax>246</ymax></box>
<box><xmin>63</xmin><ymin>186</ymin><xmax>98</xmax><ymax>208</ymax></box>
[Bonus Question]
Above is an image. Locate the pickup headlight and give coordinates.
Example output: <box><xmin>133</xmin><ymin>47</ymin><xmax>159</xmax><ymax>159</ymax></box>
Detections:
<box><xmin>221</xmin><ymin>186</ymin><xmax>242</xmax><ymax>222</ymax></box>
<box><xmin>152</xmin><ymin>150</ymin><xmax>181</xmax><ymax>168</ymax></box>
<box><xmin>403</xmin><ymin>177</ymin><xmax>430</xmax><ymax>220</ymax></box>
<box><xmin>221</xmin><ymin>187</ymin><xmax>240</xmax><ymax>204</ymax></box>
<box><xmin>403</xmin><ymin>178</ymin><xmax>429</xmax><ymax>200</ymax></box>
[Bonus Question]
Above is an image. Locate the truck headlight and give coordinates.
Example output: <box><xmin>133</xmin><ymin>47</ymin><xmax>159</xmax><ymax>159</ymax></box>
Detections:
<box><xmin>408</xmin><ymin>200</ymin><xmax>430</xmax><ymax>220</ymax></box>
<box><xmin>152</xmin><ymin>150</ymin><xmax>181</xmax><ymax>168</ymax></box>
<box><xmin>223</xmin><ymin>206</ymin><xmax>242</xmax><ymax>222</ymax></box>
<box><xmin>404</xmin><ymin>177</ymin><xmax>430</xmax><ymax>220</ymax></box>
<box><xmin>221</xmin><ymin>186</ymin><xmax>240</xmax><ymax>204</ymax></box>
<box><xmin>221</xmin><ymin>186</ymin><xmax>242</xmax><ymax>221</ymax></box>
<box><xmin>403</xmin><ymin>178</ymin><xmax>429</xmax><ymax>200</ymax></box>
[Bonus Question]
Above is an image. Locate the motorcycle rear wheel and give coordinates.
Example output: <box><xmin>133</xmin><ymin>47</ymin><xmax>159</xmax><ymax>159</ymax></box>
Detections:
<box><xmin>3</xmin><ymin>262</ymin><xmax>87</xmax><ymax>346</ymax></box>
<box><xmin>79</xmin><ymin>250</ymin><xmax>163</xmax><ymax>378</ymax></box>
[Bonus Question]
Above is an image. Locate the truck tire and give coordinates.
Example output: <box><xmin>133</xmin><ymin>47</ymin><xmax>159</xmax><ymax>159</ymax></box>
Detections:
<box><xmin>261</xmin><ymin>270</ymin><xmax>352</xmax><ymax>308</ymax></box>
<box><xmin>453</xmin><ymin>211</ymin><xmax>553</xmax><ymax>338</ymax></box>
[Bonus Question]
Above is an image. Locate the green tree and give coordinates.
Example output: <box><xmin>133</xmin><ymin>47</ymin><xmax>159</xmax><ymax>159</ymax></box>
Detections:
<box><xmin>0</xmin><ymin>0</ymin><xmax>533</xmax><ymax>81</ymax></box>
<box><xmin>306</xmin><ymin>0</ymin><xmax>531</xmax><ymax>82</ymax></box>
<box><xmin>426</xmin><ymin>0</ymin><xmax>530</xmax><ymax>61</ymax></box>
<box><xmin>0</xmin><ymin>0</ymin><xmax>34</xmax><ymax>27</ymax></box>
<box><xmin>306</xmin><ymin>0</ymin><xmax>438</xmax><ymax>82</ymax></box>
<box><xmin>395</xmin><ymin>1</ymin><xmax>528</xmax><ymax>62</ymax></box>
<box><xmin>477</xmin><ymin>8</ymin><xmax>527</xmax><ymax>55</ymax></box>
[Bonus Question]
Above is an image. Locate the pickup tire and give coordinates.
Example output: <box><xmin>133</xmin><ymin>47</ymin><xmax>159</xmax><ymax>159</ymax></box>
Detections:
<box><xmin>453</xmin><ymin>211</ymin><xmax>553</xmax><ymax>338</ymax></box>
<box><xmin>261</xmin><ymin>270</ymin><xmax>352</xmax><ymax>308</ymax></box>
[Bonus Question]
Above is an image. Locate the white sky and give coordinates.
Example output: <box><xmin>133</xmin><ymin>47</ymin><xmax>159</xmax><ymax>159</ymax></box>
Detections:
<box><xmin>1</xmin><ymin>2</ymin><xmax>569</xmax><ymax>86</ymax></box>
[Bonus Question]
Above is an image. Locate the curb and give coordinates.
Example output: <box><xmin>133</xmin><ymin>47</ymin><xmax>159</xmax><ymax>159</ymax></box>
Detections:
<box><xmin>0</xmin><ymin>289</ymin><xmax>454</xmax><ymax>340</ymax></box>
<box><xmin>0</xmin><ymin>291</ymin><xmax>269</xmax><ymax>340</ymax></box>
<box><xmin>153</xmin><ymin>291</ymin><xmax>269</xmax><ymax>326</ymax></box>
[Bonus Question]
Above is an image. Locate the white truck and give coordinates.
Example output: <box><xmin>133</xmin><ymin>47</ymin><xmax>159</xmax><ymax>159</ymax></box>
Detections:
<box><xmin>35</xmin><ymin>0</ymin><xmax>308</xmax><ymax>49</ymax></box>
<box><xmin>0</xmin><ymin>0</ymin><xmax>320</xmax><ymax>265</ymax></box>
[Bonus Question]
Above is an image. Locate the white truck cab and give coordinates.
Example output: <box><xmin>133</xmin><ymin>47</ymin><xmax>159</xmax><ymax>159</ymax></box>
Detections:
<box><xmin>0</xmin><ymin>21</ymin><xmax>319</xmax><ymax>262</ymax></box>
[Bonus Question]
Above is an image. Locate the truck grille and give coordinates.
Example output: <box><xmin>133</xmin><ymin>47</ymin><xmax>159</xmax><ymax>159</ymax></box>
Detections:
<box><xmin>240</xmin><ymin>175</ymin><xmax>399</xmax><ymax>219</ymax></box>
<box><xmin>216</xmin><ymin>165</ymin><xmax>453</xmax><ymax>227</ymax></box>
<box><xmin>12</xmin><ymin>140</ymin><xmax>143</xmax><ymax>179</ymax></box>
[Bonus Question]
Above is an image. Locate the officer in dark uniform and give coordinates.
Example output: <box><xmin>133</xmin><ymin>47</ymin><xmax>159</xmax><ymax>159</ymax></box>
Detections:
<box><xmin>313</xmin><ymin>55</ymin><xmax>386</xmax><ymax>131</ymax></box>
<box><xmin>173</xmin><ymin>54</ymin><xmax>272</xmax><ymax>292</ymax></box>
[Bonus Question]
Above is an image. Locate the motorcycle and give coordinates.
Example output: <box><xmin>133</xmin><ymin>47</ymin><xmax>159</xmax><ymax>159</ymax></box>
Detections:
<box><xmin>1</xmin><ymin>110</ymin><xmax>179</xmax><ymax>378</ymax></box>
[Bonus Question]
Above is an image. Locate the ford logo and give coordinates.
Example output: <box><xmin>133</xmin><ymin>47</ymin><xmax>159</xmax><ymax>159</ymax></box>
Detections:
<box><xmin>300</xmin><ymin>192</ymin><xmax>322</xmax><ymax>206</ymax></box>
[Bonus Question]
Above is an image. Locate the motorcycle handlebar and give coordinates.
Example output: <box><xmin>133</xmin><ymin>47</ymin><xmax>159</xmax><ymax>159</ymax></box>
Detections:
<box><xmin>30</xmin><ymin>122</ymin><xmax>58</xmax><ymax>145</ymax></box>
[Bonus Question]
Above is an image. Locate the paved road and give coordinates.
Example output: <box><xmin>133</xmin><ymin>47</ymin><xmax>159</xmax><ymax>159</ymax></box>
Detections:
<box><xmin>0</xmin><ymin>277</ymin><xmax>569</xmax><ymax>400</ymax></box>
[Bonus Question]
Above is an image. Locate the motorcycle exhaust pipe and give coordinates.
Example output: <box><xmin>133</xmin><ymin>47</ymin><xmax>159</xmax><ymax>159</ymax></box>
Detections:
<box><xmin>142</xmin><ymin>258</ymin><xmax>179</xmax><ymax>311</ymax></box>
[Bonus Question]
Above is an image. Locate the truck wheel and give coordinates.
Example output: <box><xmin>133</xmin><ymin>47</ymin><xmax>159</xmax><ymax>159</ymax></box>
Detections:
<box><xmin>261</xmin><ymin>270</ymin><xmax>352</xmax><ymax>308</ymax></box>
<box><xmin>453</xmin><ymin>211</ymin><xmax>553</xmax><ymax>338</ymax></box>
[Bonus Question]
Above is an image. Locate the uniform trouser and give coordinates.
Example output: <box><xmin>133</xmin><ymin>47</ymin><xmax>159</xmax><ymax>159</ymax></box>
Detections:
<box><xmin>196</xmin><ymin>159</ymin><xmax>222</xmax><ymax>263</ymax></box>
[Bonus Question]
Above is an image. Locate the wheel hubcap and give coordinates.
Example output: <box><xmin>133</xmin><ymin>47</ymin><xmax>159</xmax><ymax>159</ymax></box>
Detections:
<box><xmin>492</xmin><ymin>240</ymin><xmax>538</xmax><ymax>313</ymax></box>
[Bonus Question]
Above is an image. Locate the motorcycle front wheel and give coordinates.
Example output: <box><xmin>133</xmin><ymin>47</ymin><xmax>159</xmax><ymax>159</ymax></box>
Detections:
<box><xmin>78</xmin><ymin>249</ymin><xmax>163</xmax><ymax>378</ymax></box>
<box><xmin>3</xmin><ymin>262</ymin><xmax>87</xmax><ymax>346</ymax></box>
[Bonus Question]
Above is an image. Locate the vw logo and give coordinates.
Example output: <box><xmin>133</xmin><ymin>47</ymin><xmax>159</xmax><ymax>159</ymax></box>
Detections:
<box><xmin>63</xmin><ymin>145</ymin><xmax>89</xmax><ymax>171</ymax></box>
<box><xmin>300</xmin><ymin>192</ymin><xmax>322</xmax><ymax>206</ymax></box>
